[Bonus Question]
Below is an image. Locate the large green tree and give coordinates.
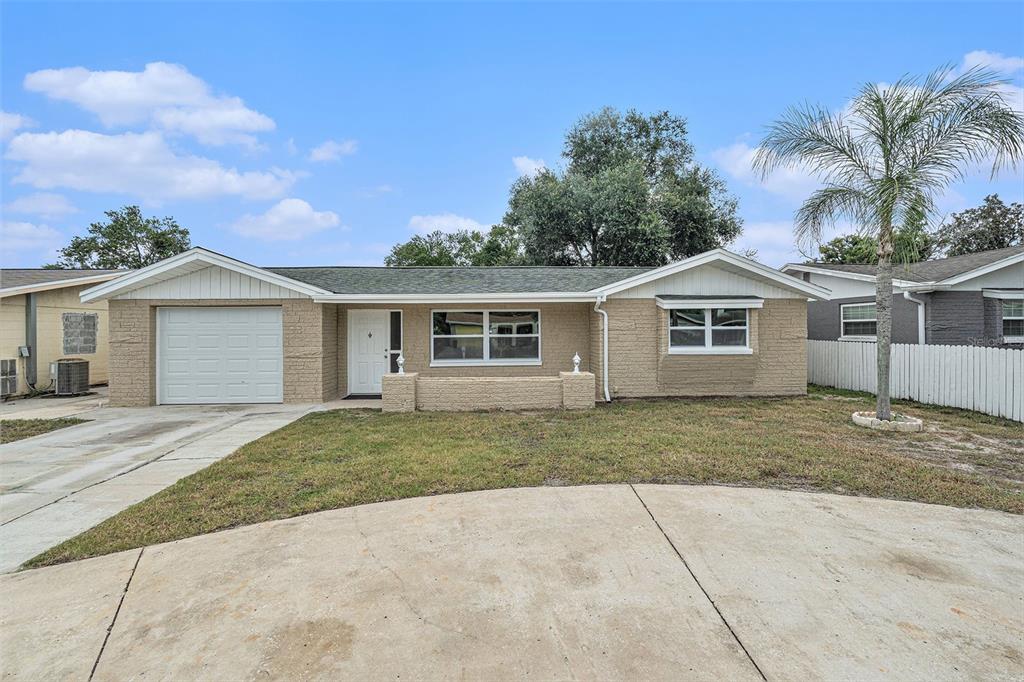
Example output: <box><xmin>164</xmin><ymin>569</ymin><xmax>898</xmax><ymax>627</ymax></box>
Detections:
<box><xmin>936</xmin><ymin>194</ymin><xmax>1023</xmax><ymax>256</ymax></box>
<box><xmin>385</xmin><ymin>225</ymin><xmax>523</xmax><ymax>266</ymax></box>
<box><xmin>504</xmin><ymin>108</ymin><xmax>742</xmax><ymax>266</ymax></box>
<box><xmin>755</xmin><ymin>67</ymin><xmax>1024</xmax><ymax>420</ymax></box>
<box><xmin>47</xmin><ymin>206</ymin><xmax>190</xmax><ymax>269</ymax></box>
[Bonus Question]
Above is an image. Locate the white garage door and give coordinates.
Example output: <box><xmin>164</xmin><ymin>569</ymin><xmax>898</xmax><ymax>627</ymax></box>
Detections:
<box><xmin>157</xmin><ymin>307</ymin><xmax>283</xmax><ymax>405</ymax></box>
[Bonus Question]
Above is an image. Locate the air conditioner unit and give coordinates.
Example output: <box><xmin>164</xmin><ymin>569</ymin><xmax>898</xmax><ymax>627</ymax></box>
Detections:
<box><xmin>0</xmin><ymin>359</ymin><xmax>17</xmax><ymax>397</ymax></box>
<box><xmin>52</xmin><ymin>358</ymin><xmax>90</xmax><ymax>396</ymax></box>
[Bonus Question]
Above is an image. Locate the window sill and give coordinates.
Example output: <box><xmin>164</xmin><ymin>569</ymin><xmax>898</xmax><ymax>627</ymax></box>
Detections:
<box><xmin>430</xmin><ymin>359</ymin><xmax>542</xmax><ymax>367</ymax></box>
<box><xmin>667</xmin><ymin>347</ymin><xmax>753</xmax><ymax>356</ymax></box>
<box><xmin>839</xmin><ymin>336</ymin><xmax>877</xmax><ymax>342</ymax></box>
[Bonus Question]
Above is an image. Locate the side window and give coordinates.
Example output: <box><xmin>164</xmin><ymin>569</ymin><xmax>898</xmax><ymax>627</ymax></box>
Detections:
<box><xmin>63</xmin><ymin>313</ymin><xmax>98</xmax><ymax>354</ymax></box>
<box><xmin>1002</xmin><ymin>300</ymin><xmax>1023</xmax><ymax>342</ymax></box>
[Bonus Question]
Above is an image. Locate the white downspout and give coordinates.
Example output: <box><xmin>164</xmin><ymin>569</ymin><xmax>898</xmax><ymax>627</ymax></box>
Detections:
<box><xmin>903</xmin><ymin>291</ymin><xmax>926</xmax><ymax>345</ymax></box>
<box><xmin>594</xmin><ymin>295</ymin><xmax>611</xmax><ymax>402</ymax></box>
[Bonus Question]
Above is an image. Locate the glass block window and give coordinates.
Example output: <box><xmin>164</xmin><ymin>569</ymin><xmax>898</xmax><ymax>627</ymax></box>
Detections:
<box><xmin>62</xmin><ymin>313</ymin><xmax>98</xmax><ymax>354</ymax></box>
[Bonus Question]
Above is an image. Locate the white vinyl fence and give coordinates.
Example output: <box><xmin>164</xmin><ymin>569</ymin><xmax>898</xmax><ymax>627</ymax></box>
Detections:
<box><xmin>808</xmin><ymin>340</ymin><xmax>1023</xmax><ymax>422</ymax></box>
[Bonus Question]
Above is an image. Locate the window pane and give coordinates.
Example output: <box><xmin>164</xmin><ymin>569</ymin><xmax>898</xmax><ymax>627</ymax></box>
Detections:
<box><xmin>433</xmin><ymin>311</ymin><xmax>483</xmax><ymax>335</ymax></box>
<box><xmin>1004</xmin><ymin>319</ymin><xmax>1023</xmax><ymax>337</ymax></box>
<box><xmin>433</xmin><ymin>337</ymin><xmax>483</xmax><ymax>360</ymax></box>
<box><xmin>489</xmin><ymin>311</ymin><xmax>538</xmax><ymax>335</ymax></box>
<box><xmin>842</xmin><ymin>304</ymin><xmax>875</xmax><ymax>321</ymax></box>
<box><xmin>1003</xmin><ymin>301</ymin><xmax>1023</xmax><ymax>318</ymax></box>
<box><xmin>670</xmin><ymin>328</ymin><xmax>705</xmax><ymax>347</ymax></box>
<box><xmin>390</xmin><ymin>311</ymin><xmax>402</xmax><ymax>349</ymax></box>
<box><xmin>712</xmin><ymin>329</ymin><xmax>747</xmax><ymax>346</ymax></box>
<box><xmin>711</xmin><ymin>308</ymin><xmax>746</xmax><ymax>327</ymax></box>
<box><xmin>489</xmin><ymin>336</ymin><xmax>539</xmax><ymax>359</ymax></box>
<box><xmin>669</xmin><ymin>309</ymin><xmax>704</xmax><ymax>327</ymax></box>
<box><xmin>843</xmin><ymin>321</ymin><xmax>877</xmax><ymax>336</ymax></box>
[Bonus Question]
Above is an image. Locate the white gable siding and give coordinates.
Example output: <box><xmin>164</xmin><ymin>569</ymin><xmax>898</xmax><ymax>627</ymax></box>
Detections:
<box><xmin>610</xmin><ymin>263</ymin><xmax>805</xmax><ymax>299</ymax></box>
<box><xmin>111</xmin><ymin>265</ymin><xmax>307</xmax><ymax>300</ymax></box>
<box><xmin>948</xmin><ymin>262</ymin><xmax>1023</xmax><ymax>291</ymax></box>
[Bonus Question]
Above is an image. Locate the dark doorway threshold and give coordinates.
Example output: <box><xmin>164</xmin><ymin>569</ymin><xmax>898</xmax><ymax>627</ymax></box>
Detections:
<box><xmin>344</xmin><ymin>394</ymin><xmax>382</xmax><ymax>400</ymax></box>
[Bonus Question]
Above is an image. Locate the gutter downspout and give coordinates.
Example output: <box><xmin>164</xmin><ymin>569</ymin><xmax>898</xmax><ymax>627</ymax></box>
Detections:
<box><xmin>594</xmin><ymin>295</ymin><xmax>611</xmax><ymax>403</ymax></box>
<box><xmin>25</xmin><ymin>292</ymin><xmax>38</xmax><ymax>388</ymax></box>
<box><xmin>902</xmin><ymin>292</ymin><xmax>926</xmax><ymax>345</ymax></box>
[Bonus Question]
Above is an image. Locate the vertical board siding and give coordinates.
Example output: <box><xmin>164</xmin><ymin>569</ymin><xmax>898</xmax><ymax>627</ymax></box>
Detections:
<box><xmin>112</xmin><ymin>266</ymin><xmax>305</xmax><ymax>300</ymax></box>
<box><xmin>808</xmin><ymin>340</ymin><xmax>1023</xmax><ymax>422</ymax></box>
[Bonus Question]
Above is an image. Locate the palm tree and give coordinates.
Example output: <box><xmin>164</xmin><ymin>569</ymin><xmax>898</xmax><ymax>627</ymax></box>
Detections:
<box><xmin>754</xmin><ymin>67</ymin><xmax>1024</xmax><ymax>420</ymax></box>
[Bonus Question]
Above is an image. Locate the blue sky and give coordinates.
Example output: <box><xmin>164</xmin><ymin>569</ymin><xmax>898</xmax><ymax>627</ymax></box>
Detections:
<box><xmin>2</xmin><ymin>1</ymin><xmax>1022</xmax><ymax>269</ymax></box>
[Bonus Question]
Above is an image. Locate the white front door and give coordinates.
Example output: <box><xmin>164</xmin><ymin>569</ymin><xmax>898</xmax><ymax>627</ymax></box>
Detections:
<box><xmin>157</xmin><ymin>306</ymin><xmax>283</xmax><ymax>404</ymax></box>
<box><xmin>348</xmin><ymin>310</ymin><xmax>389</xmax><ymax>394</ymax></box>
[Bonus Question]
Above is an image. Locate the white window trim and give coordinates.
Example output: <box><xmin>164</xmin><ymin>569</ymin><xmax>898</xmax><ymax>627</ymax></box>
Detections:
<box><xmin>430</xmin><ymin>309</ymin><xmax>542</xmax><ymax>367</ymax></box>
<box><xmin>667</xmin><ymin>308</ymin><xmax>752</xmax><ymax>355</ymax></box>
<box><xmin>840</xmin><ymin>302</ymin><xmax>878</xmax><ymax>341</ymax></box>
<box><xmin>1002</xmin><ymin>300</ymin><xmax>1024</xmax><ymax>344</ymax></box>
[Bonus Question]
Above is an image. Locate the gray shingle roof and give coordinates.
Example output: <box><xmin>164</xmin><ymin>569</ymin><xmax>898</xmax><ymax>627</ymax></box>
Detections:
<box><xmin>0</xmin><ymin>269</ymin><xmax>126</xmax><ymax>290</ymax></box>
<box><xmin>798</xmin><ymin>246</ymin><xmax>1024</xmax><ymax>283</ymax></box>
<box><xmin>264</xmin><ymin>266</ymin><xmax>654</xmax><ymax>294</ymax></box>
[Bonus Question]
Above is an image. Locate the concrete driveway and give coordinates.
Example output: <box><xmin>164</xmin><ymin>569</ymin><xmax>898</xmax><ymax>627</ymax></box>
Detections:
<box><xmin>2</xmin><ymin>485</ymin><xmax>1020</xmax><ymax>681</ymax></box>
<box><xmin>0</xmin><ymin>396</ymin><xmax>318</xmax><ymax>573</ymax></box>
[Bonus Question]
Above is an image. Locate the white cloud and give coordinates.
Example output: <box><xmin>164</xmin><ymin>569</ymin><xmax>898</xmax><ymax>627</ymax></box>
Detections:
<box><xmin>308</xmin><ymin>139</ymin><xmax>358</xmax><ymax>162</ymax></box>
<box><xmin>0</xmin><ymin>220</ymin><xmax>63</xmax><ymax>255</ymax></box>
<box><xmin>5</xmin><ymin>130</ymin><xmax>297</xmax><ymax>201</ymax></box>
<box><xmin>408</xmin><ymin>213</ymin><xmax>486</xmax><ymax>234</ymax></box>
<box><xmin>961</xmin><ymin>50</ymin><xmax>1024</xmax><ymax>75</ymax></box>
<box><xmin>0</xmin><ymin>111</ymin><xmax>35</xmax><ymax>141</ymax></box>
<box><xmin>730</xmin><ymin>221</ymin><xmax>801</xmax><ymax>268</ymax></box>
<box><xmin>4</xmin><ymin>192</ymin><xmax>78</xmax><ymax>219</ymax></box>
<box><xmin>512</xmin><ymin>155</ymin><xmax>546</xmax><ymax>177</ymax></box>
<box><xmin>711</xmin><ymin>142</ymin><xmax>820</xmax><ymax>200</ymax></box>
<box><xmin>23</xmin><ymin>62</ymin><xmax>274</xmax><ymax>146</ymax></box>
<box><xmin>229</xmin><ymin>198</ymin><xmax>340</xmax><ymax>241</ymax></box>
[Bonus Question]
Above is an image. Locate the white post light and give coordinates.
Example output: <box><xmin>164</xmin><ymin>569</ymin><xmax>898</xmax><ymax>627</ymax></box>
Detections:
<box><xmin>397</xmin><ymin>353</ymin><xmax>405</xmax><ymax>375</ymax></box>
<box><xmin>572</xmin><ymin>352</ymin><xmax>581</xmax><ymax>373</ymax></box>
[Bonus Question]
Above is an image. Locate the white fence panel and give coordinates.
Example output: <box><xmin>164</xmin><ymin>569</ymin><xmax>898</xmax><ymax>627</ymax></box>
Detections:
<box><xmin>808</xmin><ymin>340</ymin><xmax>1023</xmax><ymax>422</ymax></box>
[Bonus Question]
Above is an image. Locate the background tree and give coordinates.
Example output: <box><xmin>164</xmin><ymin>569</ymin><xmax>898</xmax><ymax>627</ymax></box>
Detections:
<box><xmin>755</xmin><ymin>67</ymin><xmax>1024</xmax><ymax>420</ymax></box>
<box><xmin>819</xmin><ymin>219</ymin><xmax>936</xmax><ymax>264</ymax></box>
<box><xmin>47</xmin><ymin>206</ymin><xmax>190</xmax><ymax>269</ymax></box>
<box><xmin>505</xmin><ymin>108</ymin><xmax>742</xmax><ymax>266</ymax></box>
<box><xmin>936</xmin><ymin>194</ymin><xmax>1023</xmax><ymax>256</ymax></box>
<box><xmin>384</xmin><ymin>226</ymin><xmax>524</xmax><ymax>266</ymax></box>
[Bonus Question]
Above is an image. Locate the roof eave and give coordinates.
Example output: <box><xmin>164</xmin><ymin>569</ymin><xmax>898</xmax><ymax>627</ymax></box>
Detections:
<box><xmin>0</xmin><ymin>272</ymin><xmax>126</xmax><ymax>299</ymax></box>
<box><xmin>311</xmin><ymin>292</ymin><xmax>599</xmax><ymax>304</ymax></box>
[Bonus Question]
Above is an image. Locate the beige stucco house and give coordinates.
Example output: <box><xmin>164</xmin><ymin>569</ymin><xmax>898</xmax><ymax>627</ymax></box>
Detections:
<box><xmin>80</xmin><ymin>247</ymin><xmax>829</xmax><ymax>411</ymax></box>
<box><xmin>1</xmin><ymin>269</ymin><xmax>126</xmax><ymax>397</ymax></box>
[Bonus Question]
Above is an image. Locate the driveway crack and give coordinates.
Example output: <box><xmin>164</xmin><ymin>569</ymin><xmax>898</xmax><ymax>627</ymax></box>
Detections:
<box><xmin>89</xmin><ymin>547</ymin><xmax>144</xmax><ymax>681</ymax></box>
<box><xmin>629</xmin><ymin>484</ymin><xmax>767</xmax><ymax>681</ymax></box>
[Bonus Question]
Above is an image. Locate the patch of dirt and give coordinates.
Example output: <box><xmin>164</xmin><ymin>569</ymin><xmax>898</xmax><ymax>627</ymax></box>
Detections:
<box><xmin>891</xmin><ymin>420</ymin><xmax>1024</xmax><ymax>485</ymax></box>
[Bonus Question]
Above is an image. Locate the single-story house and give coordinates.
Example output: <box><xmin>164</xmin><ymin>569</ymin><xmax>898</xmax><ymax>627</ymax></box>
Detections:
<box><xmin>80</xmin><ymin>247</ymin><xmax>828</xmax><ymax>410</ymax></box>
<box><xmin>782</xmin><ymin>246</ymin><xmax>1023</xmax><ymax>348</ymax></box>
<box><xmin>1</xmin><ymin>268</ymin><xmax>126</xmax><ymax>397</ymax></box>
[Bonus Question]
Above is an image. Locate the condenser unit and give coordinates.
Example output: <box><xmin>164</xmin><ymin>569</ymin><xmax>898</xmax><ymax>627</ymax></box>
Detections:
<box><xmin>52</xmin><ymin>358</ymin><xmax>90</xmax><ymax>396</ymax></box>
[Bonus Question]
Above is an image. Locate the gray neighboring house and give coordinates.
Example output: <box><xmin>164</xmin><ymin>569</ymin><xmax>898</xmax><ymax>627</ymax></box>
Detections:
<box><xmin>782</xmin><ymin>246</ymin><xmax>1024</xmax><ymax>348</ymax></box>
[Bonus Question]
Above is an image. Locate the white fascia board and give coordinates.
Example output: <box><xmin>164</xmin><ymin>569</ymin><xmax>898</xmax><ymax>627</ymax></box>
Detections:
<box><xmin>932</xmin><ymin>251</ymin><xmax>1024</xmax><ymax>287</ymax></box>
<box><xmin>595</xmin><ymin>249</ymin><xmax>831</xmax><ymax>300</ymax></box>
<box><xmin>80</xmin><ymin>247</ymin><xmax>331</xmax><ymax>302</ymax></box>
<box><xmin>656</xmin><ymin>297</ymin><xmax>764</xmax><ymax>309</ymax></box>
<box><xmin>983</xmin><ymin>289</ymin><xmax>1024</xmax><ymax>300</ymax></box>
<box><xmin>313</xmin><ymin>292</ymin><xmax>597</xmax><ymax>304</ymax></box>
<box><xmin>0</xmin><ymin>272</ymin><xmax>126</xmax><ymax>299</ymax></box>
<box><xmin>782</xmin><ymin>263</ymin><xmax>920</xmax><ymax>288</ymax></box>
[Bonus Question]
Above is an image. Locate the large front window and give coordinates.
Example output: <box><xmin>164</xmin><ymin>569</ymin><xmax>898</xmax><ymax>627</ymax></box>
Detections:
<box><xmin>1003</xmin><ymin>300</ymin><xmax>1024</xmax><ymax>343</ymax></box>
<box><xmin>431</xmin><ymin>310</ymin><xmax>540</xmax><ymax>365</ymax></box>
<box><xmin>668</xmin><ymin>308</ymin><xmax>749</xmax><ymax>353</ymax></box>
<box><xmin>841</xmin><ymin>303</ymin><xmax>877</xmax><ymax>339</ymax></box>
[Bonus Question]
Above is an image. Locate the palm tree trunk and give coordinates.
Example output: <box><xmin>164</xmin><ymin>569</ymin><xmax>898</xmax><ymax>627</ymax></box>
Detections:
<box><xmin>875</xmin><ymin>223</ymin><xmax>894</xmax><ymax>421</ymax></box>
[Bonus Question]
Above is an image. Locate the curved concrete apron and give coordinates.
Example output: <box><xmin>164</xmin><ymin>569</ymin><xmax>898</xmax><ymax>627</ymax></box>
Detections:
<box><xmin>2</xmin><ymin>485</ymin><xmax>1021</xmax><ymax>681</ymax></box>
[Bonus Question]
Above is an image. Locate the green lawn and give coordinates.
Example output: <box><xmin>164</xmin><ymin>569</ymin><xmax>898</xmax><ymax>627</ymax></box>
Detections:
<box><xmin>26</xmin><ymin>388</ymin><xmax>1023</xmax><ymax>569</ymax></box>
<box><xmin>0</xmin><ymin>418</ymin><xmax>88</xmax><ymax>444</ymax></box>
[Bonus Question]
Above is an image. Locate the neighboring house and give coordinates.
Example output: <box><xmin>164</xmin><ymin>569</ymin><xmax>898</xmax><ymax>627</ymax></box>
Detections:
<box><xmin>79</xmin><ymin>247</ymin><xmax>827</xmax><ymax>409</ymax></box>
<box><xmin>0</xmin><ymin>269</ymin><xmax>127</xmax><ymax>397</ymax></box>
<box><xmin>782</xmin><ymin>246</ymin><xmax>1024</xmax><ymax>348</ymax></box>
